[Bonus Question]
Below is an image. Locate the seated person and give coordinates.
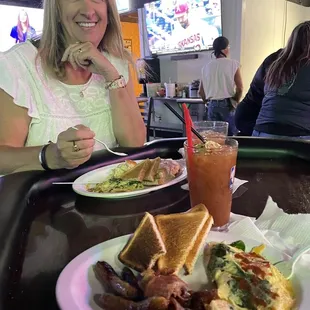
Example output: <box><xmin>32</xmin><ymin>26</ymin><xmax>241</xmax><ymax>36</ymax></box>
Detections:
<box><xmin>235</xmin><ymin>49</ymin><xmax>282</xmax><ymax>136</ymax></box>
<box><xmin>252</xmin><ymin>21</ymin><xmax>310</xmax><ymax>139</ymax></box>
<box><xmin>0</xmin><ymin>0</ymin><xmax>146</xmax><ymax>175</ymax></box>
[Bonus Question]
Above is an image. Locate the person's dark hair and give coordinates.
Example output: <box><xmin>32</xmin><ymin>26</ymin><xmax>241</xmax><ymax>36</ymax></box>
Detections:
<box><xmin>212</xmin><ymin>36</ymin><xmax>229</xmax><ymax>58</ymax></box>
<box><xmin>265</xmin><ymin>21</ymin><xmax>310</xmax><ymax>89</ymax></box>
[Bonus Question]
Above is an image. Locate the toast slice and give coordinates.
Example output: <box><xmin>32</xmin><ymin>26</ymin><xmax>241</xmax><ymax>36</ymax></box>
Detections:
<box><xmin>118</xmin><ymin>212</ymin><xmax>166</xmax><ymax>272</ymax></box>
<box><xmin>144</xmin><ymin>157</ymin><xmax>161</xmax><ymax>182</ymax></box>
<box><xmin>184</xmin><ymin>204</ymin><xmax>214</xmax><ymax>274</ymax></box>
<box><xmin>155</xmin><ymin>208</ymin><xmax>209</xmax><ymax>274</ymax></box>
<box><xmin>120</xmin><ymin>159</ymin><xmax>151</xmax><ymax>182</ymax></box>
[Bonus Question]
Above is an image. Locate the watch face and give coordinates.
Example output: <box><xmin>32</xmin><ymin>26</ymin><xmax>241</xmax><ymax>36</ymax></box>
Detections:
<box><xmin>113</xmin><ymin>76</ymin><xmax>126</xmax><ymax>89</ymax></box>
<box><xmin>106</xmin><ymin>75</ymin><xmax>126</xmax><ymax>90</ymax></box>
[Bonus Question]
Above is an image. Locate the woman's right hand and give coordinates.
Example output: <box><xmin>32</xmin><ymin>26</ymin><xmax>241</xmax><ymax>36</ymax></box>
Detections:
<box><xmin>46</xmin><ymin>125</ymin><xmax>95</xmax><ymax>170</ymax></box>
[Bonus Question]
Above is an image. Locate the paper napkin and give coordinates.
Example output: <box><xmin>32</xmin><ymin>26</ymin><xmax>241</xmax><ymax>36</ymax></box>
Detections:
<box><xmin>229</xmin><ymin>196</ymin><xmax>310</xmax><ymax>278</ymax></box>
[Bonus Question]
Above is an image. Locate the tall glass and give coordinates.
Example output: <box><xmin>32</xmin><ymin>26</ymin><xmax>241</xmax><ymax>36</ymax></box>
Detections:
<box><xmin>184</xmin><ymin>138</ymin><xmax>238</xmax><ymax>230</ymax></box>
<box><xmin>193</xmin><ymin>121</ymin><xmax>228</xmax><ymax>143</ymax></box>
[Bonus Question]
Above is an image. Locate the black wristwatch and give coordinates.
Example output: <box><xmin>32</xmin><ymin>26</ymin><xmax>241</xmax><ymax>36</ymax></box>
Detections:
<box><xmin>39</xmin><ymin>143</ymin><xmax>52</xmax><ymax>170</ymax></box>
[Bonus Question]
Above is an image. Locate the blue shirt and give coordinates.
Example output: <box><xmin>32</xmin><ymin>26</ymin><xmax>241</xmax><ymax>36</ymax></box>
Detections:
<box><xmin>10</xmin><ymin>26</ymin><xmax>36</xmax><ymax>43</ymax></box>
<box><xmin>255</xmin><ymin>64</ymin><xmax>310</xmax><ymax>136</ymax></box>
<box><xmin>235</xmin><ymin>49</ymin><xmax>282</xmax><ymax>135</ymax></box>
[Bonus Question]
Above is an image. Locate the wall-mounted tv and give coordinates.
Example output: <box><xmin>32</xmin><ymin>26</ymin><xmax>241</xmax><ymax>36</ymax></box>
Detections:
<box><xmin>144</xmin><ymin>0</ymin><xmax>222</xmax><ymax>56</ymax></box>
<box><xmin>0</xmin><ymin>5</ymin><xmax>44</xmax><ymax>52</ymax></box>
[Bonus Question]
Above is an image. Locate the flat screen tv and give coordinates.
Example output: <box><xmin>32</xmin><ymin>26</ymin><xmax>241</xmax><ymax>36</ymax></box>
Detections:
<box><xmin>144</xmin><ymin>0</ymin><xmax>222</xmax><ymax>55</ymax></box>
<box><xmin>0</xmin><ymin>5</ymin><xmax>44</xmax><ymax>52</ymax></box>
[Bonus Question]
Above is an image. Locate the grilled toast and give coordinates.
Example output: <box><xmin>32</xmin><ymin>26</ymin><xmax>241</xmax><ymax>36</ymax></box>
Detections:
<box><xmin>118</xmin><ymin>212</ymin><xmax>166</xmax><ymax>272</ymax></box>
<box><xmin>155</xmin><ymin>208</ymin><xmax>209</xmax><ymax>274</ymax></box>
<box><xmin>121</xmin><ymin>159</ymin><xmax>151</xmax><ymax>182</ymax></box>
<box><xmin>184</xmin><ymin>204</ymin><xmax>214</xmax><ymax>274</ymax></box>
<box><xmin>144</xmin><ymin>157</ymin><xmax>161</xmax><ymax>182</ymax></box>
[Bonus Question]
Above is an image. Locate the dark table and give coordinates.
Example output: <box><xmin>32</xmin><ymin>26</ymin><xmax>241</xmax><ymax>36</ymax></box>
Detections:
<box><xmin>1</xmin><ymin>137</ymin><xmax>310</xmax><ymax>310</ymax></box>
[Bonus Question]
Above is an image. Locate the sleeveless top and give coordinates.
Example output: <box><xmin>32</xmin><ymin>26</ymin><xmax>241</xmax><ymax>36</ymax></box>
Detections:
<box><xmin>0</xmin><ymin>41</ymin><xmax>129</xmax><ymax>151</ymax></box>
<box><xmin>201</xmin><ymin>58</ymin><xmax>239</xmax><ymax>100</ymax></box>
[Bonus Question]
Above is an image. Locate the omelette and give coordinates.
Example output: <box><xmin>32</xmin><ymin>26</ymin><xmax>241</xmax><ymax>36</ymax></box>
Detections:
<box><xmin>86</xmin><ymin>160</ymin><xmax>144</xmax><ymax>193</ymax></box>
<box><xmin>204</xmin><ymin>242</ymin><xmax>295</xmax><ymax>310</ymax></box>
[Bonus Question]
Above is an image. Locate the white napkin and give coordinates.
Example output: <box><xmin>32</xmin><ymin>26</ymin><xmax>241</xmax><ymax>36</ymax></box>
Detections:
<box><xmin>229</xmin><ymin>196</ymin><xmax>310</xmax><ymax>274</ymax></box>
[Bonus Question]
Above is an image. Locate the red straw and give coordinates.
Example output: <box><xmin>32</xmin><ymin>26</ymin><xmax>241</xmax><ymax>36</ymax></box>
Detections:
<box><xmin>182</xmin><ymin>103</ymin><xmax>193</xmax><ymax>148</ymax></box>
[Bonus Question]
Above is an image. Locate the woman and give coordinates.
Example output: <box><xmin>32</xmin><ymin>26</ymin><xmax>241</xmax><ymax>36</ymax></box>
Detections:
<box><xmin>10</xmin><ymin>10</ymin><xmax>36</xmax><ymax>43</ymax></box>
<box><xmin>235</xmin><ymin>49</ymin><xmax>282</xmax><ymax>136</ymax></box>
<box><xmin>253</xmin><ymin>21</ymin><xmax>310</xmax><ymax>139</ymax></box>
<box><xmin>0</xmin><ymin>0</ymin><xmax>146</xmax><ymax>175</ymax></box>
<box><xmin>199</xmin><ymin>36</ymin><xmax>243</xmax><ymax>135</ymax></box>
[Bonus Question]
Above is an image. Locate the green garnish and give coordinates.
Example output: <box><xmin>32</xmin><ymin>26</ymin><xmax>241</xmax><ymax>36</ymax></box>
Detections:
<box><xmin>230</xmin><ymin>240</ymin><xmax>246</xmax><ymax>251</ymax></box>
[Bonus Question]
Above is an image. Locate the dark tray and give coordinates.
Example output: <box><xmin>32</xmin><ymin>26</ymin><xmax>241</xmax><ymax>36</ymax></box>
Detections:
<box><xmin>1</xmin><ymin>137</ymin><xmax>310</xmax><ymax>310</ymax></box>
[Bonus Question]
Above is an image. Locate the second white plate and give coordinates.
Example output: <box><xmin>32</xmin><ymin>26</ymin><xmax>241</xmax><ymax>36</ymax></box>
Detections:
<box><xmin>72</xmin><ymin>159</ymin><xmax>187</xmax><ymax>199</ymax></box>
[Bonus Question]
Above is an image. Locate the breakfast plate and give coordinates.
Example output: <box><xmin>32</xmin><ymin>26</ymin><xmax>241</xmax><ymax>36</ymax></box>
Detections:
<box><xmin>56</xmin><ymin>231</ymin><xmax>307</xmax><ymax>310</ymax></box>
<box><xmin>72</xmin><ymin>159</ymin><xmax>187</xmax><ymax>199</ymax></box>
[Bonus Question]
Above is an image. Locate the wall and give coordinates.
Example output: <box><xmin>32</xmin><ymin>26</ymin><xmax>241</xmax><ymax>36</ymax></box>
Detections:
<box><xmin>239</xmin><ymin>0</ymin><xmax>286</xmax><ymax>94</ymax></box>
<box><xmin>121</xmin><ymin>21</ymin><xmax>143</xmax><ymax>96</ymax></box>
<box><xmin>240</xmin><ymin>0</ymin><xmax>310</xmax><ymax>95</ymax></box>
<box><xmin>285</xmin><ymin>1</ymin><xmax>310</xmax><ymax>38</ymax></box>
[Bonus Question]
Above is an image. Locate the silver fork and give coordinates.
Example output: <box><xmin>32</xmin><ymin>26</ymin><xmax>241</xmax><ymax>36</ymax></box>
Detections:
<box><xmin>275</xmin><ymin>245</ymin><xmax>310</xmax><ymax>279</ymax></box>
<box><xmin>71</xmin><ymin>126</ymin><xmax>127</xmax><ymax>157</ymax></box>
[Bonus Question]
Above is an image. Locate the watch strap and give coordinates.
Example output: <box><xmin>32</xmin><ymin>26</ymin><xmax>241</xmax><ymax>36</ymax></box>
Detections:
<box><xmin>39</xmin><ymin>143</ymin><xmax>52</xmax><ymax>171</ymax></box>
<box><xmin>105</xmin><ymin>75</ymin><xmax>126</xmax><ymax>90</ymax></box>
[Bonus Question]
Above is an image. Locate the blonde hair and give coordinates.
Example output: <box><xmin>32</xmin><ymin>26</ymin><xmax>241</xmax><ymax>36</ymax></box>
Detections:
<box><xmin>38</xmin><ymin>0</ymin><xmax>133</xmax><ymax>79</ymax></box>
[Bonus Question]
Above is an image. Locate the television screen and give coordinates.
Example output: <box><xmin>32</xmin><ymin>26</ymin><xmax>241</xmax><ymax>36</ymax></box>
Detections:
<box><xmin>0</xmin><ymin>5</ymin><xmax>44</xmax><ymax>52</ymax></box>
<box><xmin>144</xmin><ymin>0</ymin><xmax>222</xmax><ymax>55</ymax></box>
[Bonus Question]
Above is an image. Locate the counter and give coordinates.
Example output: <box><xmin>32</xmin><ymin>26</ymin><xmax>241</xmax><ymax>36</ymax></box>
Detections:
<box><xmin>142</xmin><ymin>97</ymin><xmax>205</xmax><ymax>140</ymax></box>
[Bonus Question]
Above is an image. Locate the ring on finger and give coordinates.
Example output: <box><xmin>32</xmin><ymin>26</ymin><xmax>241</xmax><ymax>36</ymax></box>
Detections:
<box><xmin>78</xmin><ymin>48</ymin><xmax>83</xmax><ymax>53</ymax></box>
<box><xmin>72</xmin><ymin>141</ymin><xmax>80</xmax><ymax>152</ymax></box>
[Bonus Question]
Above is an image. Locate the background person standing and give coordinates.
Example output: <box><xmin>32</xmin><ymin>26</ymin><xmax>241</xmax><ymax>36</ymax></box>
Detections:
<box><xmin>199</xmin><ymin>36</ymin><xmax>243</xmax><ymax>135</ymax></box>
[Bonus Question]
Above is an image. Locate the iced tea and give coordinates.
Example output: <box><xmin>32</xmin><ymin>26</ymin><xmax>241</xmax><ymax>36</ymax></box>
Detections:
<box><xmin>193</xmin><ymin>121</ymin><xmax>228</xmax><ymax>145</ymax></box>
<box><xmin>184</xmin><ymin>139</ymin><xmax>238</xmax><ymax>228</ymax></box>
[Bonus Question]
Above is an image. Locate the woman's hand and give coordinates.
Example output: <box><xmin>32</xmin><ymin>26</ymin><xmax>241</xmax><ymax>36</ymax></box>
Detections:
<box><xmin>46</xmin><ymin>125</ymin><xmax>95</xmax><ymax>170</ymax></box>
<box><xmin>61</xmin><ymin>42</ymin><xmax>119</xmax><ymax>81</ymax></box>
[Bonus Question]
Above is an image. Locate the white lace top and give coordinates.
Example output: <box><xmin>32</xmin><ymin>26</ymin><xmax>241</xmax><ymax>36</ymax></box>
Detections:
<box><xmin>0</xmin><ymin>41</ymin><xmax>129</xmax><ymax>151</ymax></box>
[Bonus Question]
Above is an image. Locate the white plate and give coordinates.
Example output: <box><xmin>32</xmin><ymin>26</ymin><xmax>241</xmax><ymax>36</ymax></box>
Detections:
<box><xmin>72</xmin><ymin>159</ymin><xmax>187</xmax><ymax>199</ymax></box>
<box><xmin>56</xmin><ymin>231</ymin><xmax>307</xmax><ymax>310</ymax></box>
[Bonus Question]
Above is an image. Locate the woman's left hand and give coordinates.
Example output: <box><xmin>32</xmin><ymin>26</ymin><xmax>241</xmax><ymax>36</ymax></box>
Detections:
<box><xmin>61</xmin><ymin>42</ymin><xmax>119</xmax><ymax>81</ymax></box>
